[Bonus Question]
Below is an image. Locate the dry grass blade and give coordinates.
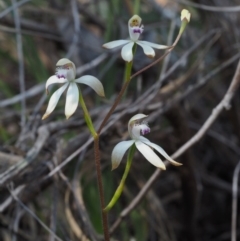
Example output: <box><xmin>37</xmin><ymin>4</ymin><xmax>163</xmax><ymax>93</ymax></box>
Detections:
<box><xmin>65</xmin><ymin>189</ymin><xmax>90</xmax><ymax>241</ymax></box>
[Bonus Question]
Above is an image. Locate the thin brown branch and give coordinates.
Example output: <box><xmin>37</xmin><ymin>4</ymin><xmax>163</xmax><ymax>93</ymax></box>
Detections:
<box><xmin>94</xmin><ymin>136</ymin><xmax>110</xmax><ymax>241</ymax></box>
<box><xmin>97</xmin><ymin>81</ymin><xmax>130</xmax><ymax>134</ymax></box>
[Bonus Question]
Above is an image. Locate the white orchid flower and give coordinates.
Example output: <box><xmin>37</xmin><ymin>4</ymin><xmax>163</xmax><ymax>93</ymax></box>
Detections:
<box><xmin>111</xmin><ymin>114</ymin><xmax>182</xmax><ymax>170</ymax></box>
<box><xmin>42</xmin><ymin>58</ymin><xmax>105</xmax><ymax>120</ymax></box>
<box><xmin>181</xmin><ymin>9</ymin><xmax>191</xmax><ymax>23</ymax></box>
<box><xmin>102</xmin><ymin>15</ymin><xmax>170</xmax><ymax>62</ymax></box>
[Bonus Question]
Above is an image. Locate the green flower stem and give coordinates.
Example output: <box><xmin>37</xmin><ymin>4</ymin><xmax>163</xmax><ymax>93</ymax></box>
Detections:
<box><xmin>171</xmin><ymin>19</ymin><xmax>189</xmax><ymax>48</ymax></box>
<box><xmin>94</xmin><ymin>136</ymin><xmax>110</xmax><ymax>241</ymax></box>
<box><xmin>123</xmin><ymin>59</ymin><xmax>133</xmax><ymax>83</ymax></box>
<box><xmin>179</xmin><ymin>19</ymin><xmax>189</xmax><ymax>36</ymax></box>
<box><xmin>123</xmin><ymin>43</ymin><xmax>137</xmax><ymax>83</ymax></box>
<box><xmin>104</xmin><ymin>144</ymin><xmax>136</xmax><ymax>212</ymax></box>
<box><xmin>134</xmin><ymin>0</ymin><xmax>140</xmax><ymax>14</ymax></box>
<box><xmin>78</xmin><ymin>88</ymin><xmax>110</xmax><ymax>241</ymax></box>
<box><xmin>78</xmin><ymin>88</ymin><xmax>97</xmax><ymax>138</ymax></box>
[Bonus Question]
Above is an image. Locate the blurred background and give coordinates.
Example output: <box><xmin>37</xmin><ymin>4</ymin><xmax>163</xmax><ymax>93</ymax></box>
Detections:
<box><xmin>0</xmin><ymin>0</ymin><xmax>240</xmax><ymax>240</ymax></box>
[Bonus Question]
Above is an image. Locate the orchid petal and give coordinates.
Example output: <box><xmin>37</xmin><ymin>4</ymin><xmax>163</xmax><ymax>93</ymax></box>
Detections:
<box><xmin>121</xmin><ymin>42</ymin><xmax>134</xmax><ymax>62</ymax></box>
<box><xmin>135</xmin><ymin>141</ymin><xmax>166</xmax><ymax>170</ymax></box>
<box><xmin>42</xmin><ymin>83</ymin><xmax>68</xmax><ymax>120</ymax></box>
<box><xmin>75</xmin><ymin>75</ymin><xmax>105</xmax><ymax>97</ymax></box>
<box><xmin>111</xmin><ymin>140</ymin><xmax>135</xmax><ymax>170</ymax></box>
<box><xmin>136</xmin><ymin>42</ymin><xmax>155</xmax><ymax>58</ymax></box>
<box><xmin>65</xmin><ymin>83</ymin><xmax>79</xmax><ymax>119</ymax></box>
<box><xmin>45</xmin><ymin>75</ymin><xmax>67</xmax><ymax>94</ymax></box>
<box><xmin>141</xmin><ymin>140</ymin><xmax>182</xmax><ymax>166</ymax></box>
<box><xmin>102</xmin><ymin>40</ymin><xmax>130</xmax><ymax>49</ymax></box>
<box><xmin>138</xmin><ymin>41</ymin><xmax>169</xmax><ymax>49</ymax></box>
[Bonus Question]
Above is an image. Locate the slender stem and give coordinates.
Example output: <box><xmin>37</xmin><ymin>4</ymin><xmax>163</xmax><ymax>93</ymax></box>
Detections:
<box><xmin>124</xmin><ymin>59</ymin><xmax>133</xmax><ymax>83</ymax></box>
<box><xmin>93</xmin><ymin>61</ymin><xmax>133</xmax><ymax>237</ymax></box>
<box><xmin>78</xmin><ymin>88</ymin><xmax>97</xmax><ymax>138</ymax></box>
<box><xmin>133</xmin><ymin>0</ymin><xmax>140</xmax><ymax>14</ymax></box>
<box><xmin>104</xmin><ymin>144</ymin><xmax>136</xmax><ymax>212</ymax></box>
<box><xmin>78</xmin><ymin>88</ymin><xmax>110</xmax><ymax>240</ymax></box>
<box><xmin>94</xmin><ymin>136</ymin><xmax>110</xmax><ymax>241</ymax></box>
<box><xmin>92</xmin><ymin>45</ymin><xmax>136</xmax><ymax>238</ymax></box>
<box><xmin>124</xmin><ymin>44</ymin><xmax>137</xmax><ymax>84</ymax></box>
<box><xmin>97</xmin><ymin>61</ymin><xmax>133</xmax><ymax>134</ymax></box>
